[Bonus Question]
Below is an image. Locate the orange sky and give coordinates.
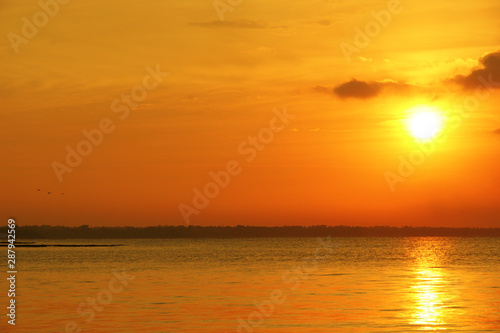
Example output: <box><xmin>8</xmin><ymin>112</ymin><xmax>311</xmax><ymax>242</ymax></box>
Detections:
<box><xmin>1</xmin><ymin>0</ymin><xmax>500</xmax><ymax>227</ymax></box>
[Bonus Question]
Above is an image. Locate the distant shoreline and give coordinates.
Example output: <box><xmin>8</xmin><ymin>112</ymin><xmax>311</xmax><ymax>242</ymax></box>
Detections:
<box><xmin>1</xmin><ymin>225</ymin><xmax>500</xmax><ymax>239</ymax></box>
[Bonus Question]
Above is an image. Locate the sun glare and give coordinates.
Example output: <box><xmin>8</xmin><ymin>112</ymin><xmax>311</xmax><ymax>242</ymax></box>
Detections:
<box><xmin>406</xmin><ymin>106</ymin><xmax>444</xmax><ymax>141</ymax></box>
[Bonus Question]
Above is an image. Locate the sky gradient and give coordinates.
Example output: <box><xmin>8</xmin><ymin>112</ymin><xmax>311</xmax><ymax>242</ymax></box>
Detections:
<box><xmin>1</xmin><ymin>0</ymin><xmax>500</xmax><ymax>227</ymax></box>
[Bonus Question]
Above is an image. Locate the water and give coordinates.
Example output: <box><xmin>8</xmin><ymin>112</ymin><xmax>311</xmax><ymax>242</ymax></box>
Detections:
<box><xmin>2</xmin><ymin>237</ymin><xmax>500</xmax><ymax>332</ymax></box>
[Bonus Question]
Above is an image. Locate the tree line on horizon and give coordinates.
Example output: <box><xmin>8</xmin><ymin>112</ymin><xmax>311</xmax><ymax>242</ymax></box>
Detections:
<box><xmin>1</xmin><ymin>224</ymin><xmax>500</xmax><ymax>239</ymax></box>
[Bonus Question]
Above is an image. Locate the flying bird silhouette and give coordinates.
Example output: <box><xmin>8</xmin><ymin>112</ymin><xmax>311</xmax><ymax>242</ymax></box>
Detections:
<box><xmin>38</xmin><ymin>188</ymin><xmax>64</xmax><ymax>195</ymax></box>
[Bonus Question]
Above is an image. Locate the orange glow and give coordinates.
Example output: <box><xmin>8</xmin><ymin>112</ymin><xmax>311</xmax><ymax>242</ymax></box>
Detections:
<box><xmin>1</xmin><ymin>0</ymin><xmax>499</xmax><ymax>227</ymax></box>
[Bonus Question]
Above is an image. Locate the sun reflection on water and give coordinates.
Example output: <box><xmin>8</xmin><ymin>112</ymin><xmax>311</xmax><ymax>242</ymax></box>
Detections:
<box><xmin>411</xmin><ymin>269</ymin><xmax>447</xmax><ymax>330</ymax></box>
<box><xmin>406</xmin><ymin>239</ymin><xmax>458</xmax><ymax>331</ymax></box>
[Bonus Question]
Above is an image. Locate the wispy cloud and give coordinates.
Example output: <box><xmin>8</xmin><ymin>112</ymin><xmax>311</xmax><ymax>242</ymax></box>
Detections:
<box><xmin>191</xmin><ymin>19</ymin><xmax>287</xmax><ymax>30</ymax></box>
<box><xmin>306</xmin><ymin>19</ymin><xmax>331</xmax><ymax>26</ymax></box>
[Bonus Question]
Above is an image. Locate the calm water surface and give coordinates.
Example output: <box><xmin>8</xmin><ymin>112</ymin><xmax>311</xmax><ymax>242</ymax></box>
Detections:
<box><xmin>2</xmin><ymin>237</ymin><xmax>499</xmax><ymax>332</ymax></box>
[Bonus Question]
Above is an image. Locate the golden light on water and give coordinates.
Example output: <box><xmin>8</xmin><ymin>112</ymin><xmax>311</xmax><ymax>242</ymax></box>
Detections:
<box><xmin>409</xmin><ymin>241</ymin><xmax>446</xmax><ymax>330</ymax></box>
<box><xmin>406</xmin><ymin>239</ymin><xmax>461</xmax><ymax>331</ymax></box>
<box><xmin>406</xmin><ymin>106</ymin><xmax>445</xmax><ymax>141</ymax></box>
<box><xmin>411</xmin><ymin>269</ymin><xmax>447</xmax><ymax>330</ymax></box>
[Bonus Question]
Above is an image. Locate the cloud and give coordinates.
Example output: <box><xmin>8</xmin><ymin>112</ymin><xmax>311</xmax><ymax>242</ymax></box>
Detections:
<box><xmin>449</xmin><ymin>50</ymin><xmax>500</xmax><ymax>90</ymax></box>
<box><xmin>317</xmin><ymin>50</ymin><xmax>500</xmax><ymax>100</ymax></box>
<box><xmin>249</xmin><ymin>46</ymin><xmax>277</xmax><ymax>58</ymax></box>
<box><xmin>493</xmin><ymin>128</ymin><xmax>500</xmax><ymax>135</ymax></box>
<box><xmin>358</xmin><ymin>57</ymin><xmax>372</xmax><ymax>63</ymax></box>
<box><xmin>315</xmin><ymin>79</ymin><xmax>411</xmax><ymax>99</ymax></box>
<box><xmin>333</xmin><ymin>79</ymin><xmax>380</xmax><ymax>99</ymax></box>
<box><xmin>306</xmin><ymin>19</ymin><xmax>331</xmax><ymax>26</ymax></box>
<box><xmin>191</xmin><ymin>20</ymin><xmax>286</xmax><ymax>30</ymax></box>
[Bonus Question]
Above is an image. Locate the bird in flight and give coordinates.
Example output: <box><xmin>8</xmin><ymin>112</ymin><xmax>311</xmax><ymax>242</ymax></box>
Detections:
<box><xmin>38</xmin><ymin>188</ymin><xmax>64</xmax><ymax>195</ymax></box>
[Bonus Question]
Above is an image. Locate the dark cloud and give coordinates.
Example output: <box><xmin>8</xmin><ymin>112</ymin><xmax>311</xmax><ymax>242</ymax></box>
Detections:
<box><xmin>191</xmin><ymin>20</ymin><xmax>286</xmax><ymax>30</ymax></box>
<box><xmin>493</xmin><ymin>128</ymin><xmax>500</xmax><ymax>135</ymax></box>
<box><xmin>315</xmin><ymin>79</ymin><xmax>411</xmax><ymax>99</ymax></box>
<box><xmin>334</xmin><ymin>79</ymin><xmax>380</xmax><ymax>99</ymax></box>
<box><xmin>449</xmin><ymin>50</ymin><xmax>500</xmax><ymax>90</ymax></box>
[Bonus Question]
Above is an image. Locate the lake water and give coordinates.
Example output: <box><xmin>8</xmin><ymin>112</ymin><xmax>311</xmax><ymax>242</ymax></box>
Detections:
<box><xmin>2</xmin><ymin>237</ymin><xmax>500</xmax><ymax>332</ymax></box>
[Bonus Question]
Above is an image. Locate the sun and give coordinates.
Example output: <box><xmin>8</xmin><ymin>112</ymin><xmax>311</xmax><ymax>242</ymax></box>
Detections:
<box><xmin>405</xmin><ymin>106</ymin><xmax>444</xmax><ymax>141</ymax></box>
